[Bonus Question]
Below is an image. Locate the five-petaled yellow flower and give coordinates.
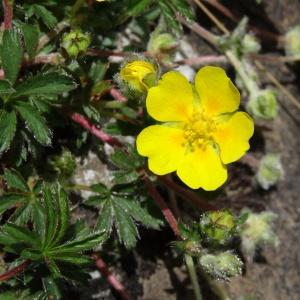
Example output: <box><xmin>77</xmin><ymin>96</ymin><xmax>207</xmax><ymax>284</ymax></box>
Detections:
<box><xmin>136</xmin><ymin>66</ymin><xmax>254</xmax><ymax>190</ymax></box>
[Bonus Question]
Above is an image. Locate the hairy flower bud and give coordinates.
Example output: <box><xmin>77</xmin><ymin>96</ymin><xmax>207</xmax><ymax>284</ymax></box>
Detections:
<box><xmin>147</xmin><ymin>31</ymin><xmax>177</xmax><ymax>63</ymax></box>
<box><xmin>247</xmin><ymin>89</ymin><xmax>278</xmax><ymax>119</ymax></box>
<box><xmin>256</xmin><ymin>153</ymin><xmax>284</xmax><ymax>190</ymax></box>
<box><xmin>119</xmin><ymin>60</ymin><xmax>158</xmax><ymax>93</ymax></box>
<box><xmin>241</xmin><ymin>34</ymin><xmax>261</xmax><ymax>54</ymax></box>
<box><xmin>200</xmin><ymin>210</ymin><xmax>235</xmax><ymax>244</ymax></box>
<box><xmin>61</xmin><ymin>29</ymin><xmax>91</xmax><ymax>59</ymax></box>
<box><xmin>241</xmin><ymin>211</ymin><xmax>279</xmax><ymax>259</ymax></box>
<box><xmin>284</xmin><ymin>26</ymin><xmax>300</xmax><ymax>56</ymax></box>
<box><xmin>199</xmin><ymin>251</ymin><xmax>242</xmax><ymax>280</ymax></box>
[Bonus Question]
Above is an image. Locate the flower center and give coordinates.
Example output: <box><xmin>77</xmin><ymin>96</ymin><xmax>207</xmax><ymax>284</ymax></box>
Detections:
<box><xmin>183</xmin><ymin>112</ymin><xmax>217</xmax><ymax>151</ymax></box>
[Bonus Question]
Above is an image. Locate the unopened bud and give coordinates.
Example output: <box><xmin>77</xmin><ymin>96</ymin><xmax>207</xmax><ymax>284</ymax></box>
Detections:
<box><xmin>285</xmin><ymin>26</ymin><xmax>300</xmax><ymax>56</ymax></box>
<box><xmin>119</xmin><ymin>60</ymin><xmax>158</xmax><ymax>94</ymax></box>
<box><xmin>247</xmin><ymin>89</ymin><xmax>278</xmax><ymax>119</ymax></box>
<box><xmin>257</xmin><ymin>153</ymin><xmax>284</xmax><ymax>189</ymax></box>
<box><xmin>242</xmin><ymin>34</ymin><xmax>261</xmax><ymax>54</ymax></box>
<box><xmin>200</xmin><ymin>251</ymin><xmax>242</xmax><ymax>280</ymax></box>
<box><xmin>61</xmin><ymin>29</ymin><xmax>91</xmax><ymax>59</ymax></box>
<box><xmin>241</xmin><ymin>211</ymin><xmax>279</xmax><ymax>258</ymax></box>
<box><xmin>200</xmin><ymin>210</ymin><xmax>235</xmax><ymax>245</ymax></box>
<box><xmin>147</xmin><ymin>31</ymin><xmax>177</xmax><ymax>63</ymax></box>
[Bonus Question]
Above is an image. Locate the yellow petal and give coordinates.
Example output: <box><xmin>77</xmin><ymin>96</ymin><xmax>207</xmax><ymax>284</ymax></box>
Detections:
<box><xmin>146</xmin><ymin>71</ymin><xmax>194</xmax><ymax>122</ymax></box>
<box><xmin>213</xmin><ymin>112</ymin><xmax>254</xmax><ymax>164</ymax></box>
<box><xmin>176</xmin><ymin>145</ymin><xmax>227</xmax><ymax>190</ymax></box>
<box><xmin>136</xmin><ymin>125</ymin><xmax>185</xmax><ymax>175</ymax></box>
<box><xmin>195</xmin><ymin>66</ymin><xmax>240</xmax><ymax>116</ymax></box>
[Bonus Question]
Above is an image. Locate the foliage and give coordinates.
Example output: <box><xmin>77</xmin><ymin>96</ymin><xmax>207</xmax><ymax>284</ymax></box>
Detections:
<box><xmin>0</xmin><ymin>0</ymin><xmax>282</xmax><ymax>298</ymax></box>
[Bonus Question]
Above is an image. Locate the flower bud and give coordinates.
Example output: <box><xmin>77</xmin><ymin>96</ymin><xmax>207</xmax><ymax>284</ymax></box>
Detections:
<box><xmin>284</xmin><ymin>26</ymin><xmax>300</xmax><ymax>56</ymax></box>
<box><xmin>256</xmin><ymin>153</ymin><xmax>284</xmax><ymax>190</ymax></box>
<box><xmin>49</xmin><ymin>148</ymin><xmax>76</xmax><ymax>179</ymax></box>
<box><xmin>240</xmin><ymin>211</ymin><xmax>279</xmax><ymax>258</ymax></box>
<box><xmin>119</xmin><ymin>60</ymin><xmax>158</xmax><ymax>94</ymax></box>
<box><xmin>200</xmin><ymin>210</ymin><xmax>235</xmax><ymax>245</ymax></box>
<box><xmin>241</xmin><ymin>34</ymin><xmax>261</xmax><ymax>54</ymax></box>
<box><xmin>61</xmin><ymin>29</ymin><xmax>91</xmax><ymax>59</ymax></box>
<box><xmin>247</xmin><ymin>89</ymin><xmax>278</xmax><ymax>119</ymax></box>
<box><xmin>199</xmin><ymin>251</ymin><xmax>242</xmax><ymax>280</ymax></box>
<box><xmin>147</xmin><ymin>31</ymin><xmax>177</xmax><ymax>63</ymax></box>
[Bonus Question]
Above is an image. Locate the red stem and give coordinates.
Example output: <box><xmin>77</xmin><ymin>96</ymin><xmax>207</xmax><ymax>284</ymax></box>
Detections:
<box><xmin>143</xmin><ymin>176</ymin><xmax>180</xmax><ymax>237</ymax></box>
<box><xmin>0</xmin><ymin>260</ymin><xmax>31</xmax><ymax>281</ymax></box>
<box><xmin>2</xmin><ymin>0</ymin><xmax>13</xmax><ymax>30</ymax></box>
<box><xmin>70</xmin><ymin>112</ymin><xmax>123</xmax><ymax>147</ymax></box>
<box><xmin>92</xmin><ymin>255</ymin><xmax>133</xmax><ymax>300</ymax></box>
<box><xmin>110</xmin><ymin>88</ymin><xmax>127</xmax><ymax>102</ymax></box>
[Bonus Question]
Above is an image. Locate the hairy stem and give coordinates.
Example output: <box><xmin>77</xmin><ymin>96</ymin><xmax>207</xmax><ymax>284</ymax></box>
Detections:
<box><xmin>143</xmin><ymin>176</ymin><xmax>180</xmax><ymax>237</ymax></box>
<box><xmin>70</xmin><ymin>112</ymin><xmax>123</xmax><ymax>147</ymax></box>
<box><xmin>92</xmin><ymin>255</ymin><xmax>133</xmax><ymax>300</ymax></box>
<box><xmin>0</xmin><ymin>260</ymin><xmax>31</xmax><ymax>281</ymax></box>
<box><xmin>185</xmin><ymin>254</ymin><xmax>203</xmax><ymax>300</ymax></box>
<box><xmin>2</xmin><ymin>0</ymin><xmax>13</xmax><ymax>30</ymax></box>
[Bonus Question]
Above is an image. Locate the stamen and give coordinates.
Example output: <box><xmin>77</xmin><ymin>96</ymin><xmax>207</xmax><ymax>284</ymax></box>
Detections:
<box><xmin>183</xmin><ymin>112</ymin><xmax>217</xmax><ymax>151</ymax></box>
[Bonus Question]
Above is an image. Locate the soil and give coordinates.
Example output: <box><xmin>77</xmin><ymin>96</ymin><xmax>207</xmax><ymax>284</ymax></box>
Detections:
<box><xmin>73</xmin><ymin>1</ymin><xmax>300</xmax><ymax>299</ymax></box>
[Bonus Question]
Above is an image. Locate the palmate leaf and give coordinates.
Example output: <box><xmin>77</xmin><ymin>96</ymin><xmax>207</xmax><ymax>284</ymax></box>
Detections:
<box><xmin>87</xmin><ymin>194</ymin><xmax>162</xmax><ymax>248</ymax></box>
<box><xmin>0</xmin><ymin>183</ymin><xmax>106</xmax><ymax>278</ymax></box>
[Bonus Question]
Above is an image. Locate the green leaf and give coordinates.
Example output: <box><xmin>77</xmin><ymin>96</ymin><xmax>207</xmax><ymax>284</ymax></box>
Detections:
<box><xmin>118</xmin><ymin>0</ymin><xmax>153</xmax><ymax>23</ymax></box>
<box><xmin>96</xmin><ymin>200</ymin><xmax>114</xmax><ymax>234</ymax></box>
<box><xmin>158</xmin><ymin>0</ymin><xmax>182</xmax><ymax>35</ymax></box>
<box><xmin>173</xmin><ymin>0</ymin><xmax>194</xmax><ymax>21</ymax></box>
<box><xmin>43</xmin><ymin>186</ymin><xmax>57</xmax><ymax>248</ymax></box>
<box><xmin>0</xmin><ymin>80</ymin><xmax>15</xmax><ymax>95</ymax></box>
<box><xmin>42</xmin><ymin>276</ymin><xmax>62</xmax><ymax>300</ymax></box>
<box><xmin>0</xmin><ymin>110</ymin><xmax>17</xmax><ymax>153</ymax></box>
<box><xmin>0</xmin><ymin>194</ymin><xmax>28</xmax><ymax>215</ymax></box>
<box><xmin>49</xmin><ymin>232</ymin><xmax>106</xmax><ymax>254</ymax></box>
<box><xmin>90</xmin><ymin>183</ymin><xmax>109</xmax><ymax>194</ymax></box>
<box><xmin>15</xmin><ymin>102</ymin><xmax>52</xmax><ymax>145</ymax></box>
<box><xmin>116</xmin><ymin>197</ymin><xmax>162</xmax><ymax>229</ymax></box>
<box><xmin>21</xmin><ymin>23</ymin><xmax>40</xmax><ymax>59</ymax></box>
<box><xmin>52</xmin><ymin>254</ymin><xmax>92</xmax><ymax>265</ymax></box>
<box><xmin>2</xmin><ymin>223</ymin><xmax>41</xmax><ymax>249</ymax></box>
<box><xmin>50</xmin><ymin>188</ymin><xmax>69</xmax><ymax>246</ymax></box>
<box><xmin>0</xmin><ymin>28</ymin><xmax>23</xmax><ymax>84</ymax></box>
<box><xmin>13</xmin><ymin>73</ymin><xmax>76</xmax><ymax>98</ymax></box>
<box><xmin>32</xmin><ymin>5</ymin><xmax>57</xmax><ymax>29</ymax></box>
<box><xmin>113</xmin><ymin>201</ymin><xmax>138</xmax><ymax>248</ymax></box>
<box><xmin>4</xmin><ymin>169</ymin><xmax>29</xmax><ymax>192</ymax></box>
<box><xmin>112</xmin><ymin>169</ymin><xmax>139</xmax><ymax>185</ymax></box>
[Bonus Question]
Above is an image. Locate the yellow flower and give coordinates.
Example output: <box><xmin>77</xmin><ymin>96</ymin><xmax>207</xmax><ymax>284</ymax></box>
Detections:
<box><xmin>120</xmin><ymin>60</ymin><xmax>157</xmax><ymax>93</ymax></box>
<box><xmin>136</xmin><ymin>66</ymin><xmax>254</xmax><ymax>190</ymax></box>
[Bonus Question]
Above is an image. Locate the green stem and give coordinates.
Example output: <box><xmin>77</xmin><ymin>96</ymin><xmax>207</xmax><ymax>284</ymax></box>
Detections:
<box><xmin>225</xmin><ymin>50</ymin><xmax>258</xmax><ymax>96</ymax></box>
<box><xmin>64</xmin><ymin>184</ymin><xmax>92</xmax><ymax>192</ymax></box>
<box><xmin>70</xmin><ymin>0</ymin><xmax>86</xmax><ymax>20</ymax></box>
<box><xmin>199</xmin><ymin>266</ymin><xmax>231</xmax><ymax>300</ymax></box>
<box><xmin>185</xmin><ymin>254</ymin><xmax>203</xmax><ymax>300</ymax></box>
